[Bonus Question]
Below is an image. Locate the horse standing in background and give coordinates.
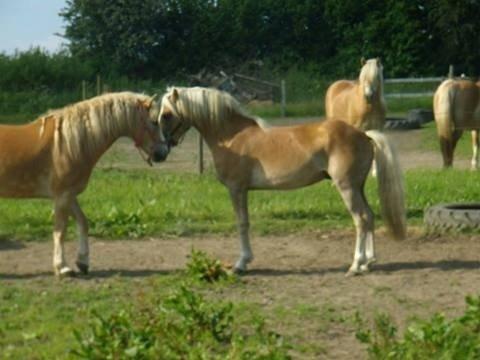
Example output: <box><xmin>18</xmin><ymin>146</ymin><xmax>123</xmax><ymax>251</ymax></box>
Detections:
<box><xmin>433</xmin><ymin>78</ymin><xmax>480</xmax><ymax>169</ymax></box>
<box><xmin>157</xmin><ymin>86</ymin><xmax>406</xmax><ymax>276</ymax></box>
<box><xmin>0</xmin><ymin>92</ymin><xmax>169</xmax><ymax>276</ymax></box>
<box><xmin>325</xmin><ymin>58</ymin><xmax>386</xmax><ymax>131</ymax></box>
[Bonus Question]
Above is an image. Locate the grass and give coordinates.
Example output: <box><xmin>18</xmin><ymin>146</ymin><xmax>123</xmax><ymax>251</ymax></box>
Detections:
<box><xmin>2</xmin><ymin>168</ymin><xmax>480</xmax><ymax>243</ymax></box>
<box><xmin>0</xmin><ymin>254</ymin><xmax>291</xmax><ymax>359</ymax></box>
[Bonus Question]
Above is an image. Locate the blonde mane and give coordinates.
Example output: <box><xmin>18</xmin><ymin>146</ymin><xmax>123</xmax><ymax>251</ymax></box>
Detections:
<box><xmin>164</xmin><ymin>87</ymin><xmax>270</xmax><ymax>131</ymax></box>
<box><xmin>359</xmin><ymin>59</ymin><xmax>384</xmax><ymax>96</ymax></box>
<box><xmin>44</xmin><ymin>92</ymin><xmax>151</xmax><ymax>161</ymax></box>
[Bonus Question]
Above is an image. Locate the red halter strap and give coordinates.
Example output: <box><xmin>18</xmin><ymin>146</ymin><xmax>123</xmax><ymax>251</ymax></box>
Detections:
<box><xmin>133</xmin><ymin>119</ymin><xmax>158</xmax><ymax>166</ymax></box>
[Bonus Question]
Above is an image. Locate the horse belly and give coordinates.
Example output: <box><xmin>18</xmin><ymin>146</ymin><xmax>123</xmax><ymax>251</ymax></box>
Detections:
<box><xmin>250</xmin><ymin>161</ymin><xmax>328</xmax><ymax>190</ymax></box>
<box><xmin>0</xmin><ymin>167</ymin><xmax>52</xmax><ymax>198</ymax></box>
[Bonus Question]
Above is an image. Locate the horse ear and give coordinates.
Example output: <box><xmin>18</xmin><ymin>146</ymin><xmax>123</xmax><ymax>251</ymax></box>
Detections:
<box><xmin>360</xmin><ymin>57</ymin><xmax>366</xmax><ymax>66</ymax></box>
<box><xmin>171</xmin><ymin>88</ymin><xmax>179</xmax><ymax>103</ymax></box>
<box><xmin>376</xmin><ymin>57</ymin><xmax>382</xmax><ymax>66</ymax></box>
<box><xmin>138</xmin><ymin>99</ymin><xmax>153</xmax><ymax>110</ymax></box>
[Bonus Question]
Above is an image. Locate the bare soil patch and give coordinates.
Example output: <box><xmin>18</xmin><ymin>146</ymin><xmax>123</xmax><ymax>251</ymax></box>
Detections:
<box><xmin>2</xmin><ymin>229</ymin><xmax>480</xmax><ymax>359</ymax></box>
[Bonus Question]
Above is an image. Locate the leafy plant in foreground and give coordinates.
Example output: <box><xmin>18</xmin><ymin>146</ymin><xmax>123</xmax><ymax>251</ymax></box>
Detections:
<box><xmin>73</xmin><ymin>285</ymin><xmax>290</xmax><ymax>359</ymax></box>
<box><xmin>356</xmin><ymin>295</ymin><xmax>480</xmax><ymax>359</ymax></box>
<box><xmin>186</xmin><ymin>248</ymin><xmax>234</xmax><ymax>283</ymax></box>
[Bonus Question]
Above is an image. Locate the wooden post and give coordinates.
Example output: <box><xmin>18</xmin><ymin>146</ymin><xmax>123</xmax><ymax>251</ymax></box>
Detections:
<box><xmin>280</xmin><ymin>79</ymin><xmax>286</xmax><ymax>117</ymax></box>
<box><xmin>81</xmin><ymin>80</ymin><xmax>86</xmax><ymax>100</ymax></box>
<box><xmin>448</xmin><ymin>65</ymin><xmax>454</xmax><ymax>79</ymax></box>
<box><xmin>198</xmin><ymin>131</ymin><xmax>204</xmax><ymax>174</ymax></box>
<box><xmin>96</xmin><ymin>74</ymin><xmax>101</xmax><ymax>95</ymax></box>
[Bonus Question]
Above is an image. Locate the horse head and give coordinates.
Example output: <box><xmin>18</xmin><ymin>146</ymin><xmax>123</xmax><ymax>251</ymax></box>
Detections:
<box><xmin>359</xmin><ymin>58</ymin><xmax>383</xmax><ymax>104</ymax></box>
<box><xmin>158</xmin><ymin>88</ymin><xmax>192</xmax><ymax>148</ymax></box>
<box><xmin>135</xmin><ymin>94</ymin><xmax>170</xmax><ymax>163</ymax></box>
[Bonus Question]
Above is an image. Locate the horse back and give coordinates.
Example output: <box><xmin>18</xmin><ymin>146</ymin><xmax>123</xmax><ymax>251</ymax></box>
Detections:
<box><xmin>325</xmin><ymin>80</ymin><xmax>356</xmax><ymax>118</ymax></box>
<box><xmin>0</xmin><ymin>117</ymin><xmax>56</xmax><ymax>197</ymax></box>
<box><xmin>434</xmin><ymin>79</ymin><xmax>480</xmax><ymax>130</ymax></box>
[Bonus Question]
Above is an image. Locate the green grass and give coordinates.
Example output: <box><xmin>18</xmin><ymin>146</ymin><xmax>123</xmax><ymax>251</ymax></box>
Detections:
<box><xmin>3</xmin><ymin>168</ymin><xmax>480</xmax><ymax>243</ymax></box>
<box><xmin>0</xmin><ymin>262</ymin><xmax>291</xmax><ymax>359</ymax></box>
<box><xmin>356</xmin><ymin>296</ymin><xmax>480</xmax><ymax>359</ymax></box>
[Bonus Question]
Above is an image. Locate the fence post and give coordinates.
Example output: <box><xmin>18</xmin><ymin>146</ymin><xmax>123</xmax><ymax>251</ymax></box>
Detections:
<box><xmin>280</xmin><ymin>79</ymin><xmax>286</xmax><ymax>117</ymax></box>
<box><xmin>81</xmin><ymin>80</ymin><xmax>86</xmax><ymax>100</ymax></box>
<box><xmin>448</xmin><ymin>65</ymin><xmax>454</xmax><ymax>79</ymax></box>
<box><xmin>198</xmin><ymin>132</ymin><xmax>204</xmax><ymax>174</ymax></box>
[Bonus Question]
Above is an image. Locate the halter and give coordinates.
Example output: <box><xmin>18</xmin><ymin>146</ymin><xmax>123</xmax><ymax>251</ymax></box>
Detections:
<box><xmin>162</xmin><ymin>95</ymin><xmax>192</xmax><ymax>146</ymax></box>
<box><xmin>133</xmin><ymin>118</ymin><xmax>159</xmax><ymax>166</ymax></box>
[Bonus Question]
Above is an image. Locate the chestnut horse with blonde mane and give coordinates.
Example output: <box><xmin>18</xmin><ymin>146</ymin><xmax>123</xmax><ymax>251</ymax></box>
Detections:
<box><xmin>325</xmin><ymin>58</ymin><xmax>386</xmax><ymax>130</ymax></box>
<box><xmin>433</xmin><ymin>78</ymin><xmax>480</xmax><ymax>169</ymax></box>
<box><xmin>158</xmin><ymin>87</ymin><xmax>406</xmax><ymax>276</ymax></box>
<box><xmin>0</xmin><ymin>92</ymin><xmax>169</xmax><ymax>276</ymax></box>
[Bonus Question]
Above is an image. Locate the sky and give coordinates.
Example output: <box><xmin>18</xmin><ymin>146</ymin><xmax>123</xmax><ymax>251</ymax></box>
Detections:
<box><xmin>0</xmin><ymin>0</ymin><xmax>68</xmax><ymax>54</ymax></box>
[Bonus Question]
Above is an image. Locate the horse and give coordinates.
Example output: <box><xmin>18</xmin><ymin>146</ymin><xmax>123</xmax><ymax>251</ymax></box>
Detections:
<box><xmin>325</xmin><ymin>58</ymin><xmax>386</xmax><ymax>131</ymax></box>
<box><xmin>157</xmin><ymin>86</ymin><xmax>406</xmax><ymax>276</ymax></box>
<box><xmin>433</xmin><ymin>78</ymin><xmax>480</xmax><ymax>169</ymax></box>
<box><xmin>0</xmin><ymin>92</ymin><xmax>169</xmax><ymax>277</ymax></box>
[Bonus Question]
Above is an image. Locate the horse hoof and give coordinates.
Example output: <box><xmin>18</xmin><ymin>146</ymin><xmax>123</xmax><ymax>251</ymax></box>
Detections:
<box><xmin>345</xmin><ymin>269</ymin><xmax>361</xmax><ymax>277</ymax></box>
<box><xmin>56</xmin><ymin>267</ymin><xmax>76</xmax><ymax>278</ymax></box>
<box><xmin>360</xmin><ymin>264</ymin><xmax>370</xmax><ymax>272</ymax></box>
<box><xmin>233</xmin><ymin>267</ymin><xmax>247</xmax><ymax>275</ymax></box>
<box><xmin>76</xmin><ymin>262</ymin><xmax>89</xmax><ymax>275</ymax></box>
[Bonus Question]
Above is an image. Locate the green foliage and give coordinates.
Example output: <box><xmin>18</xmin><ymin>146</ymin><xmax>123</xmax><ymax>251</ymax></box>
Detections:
<box><xmin>3</xmin><ymin>168</ymin><xmax>480</xmax><ymax>242</ymax></box>
<box><xmin>356</xmin><ymin>296</ymin><xmax>480</xmax><ymax>359</ymax></box>
<box><xmin>72</xmin><ymin>285</ymin><xmax>291</xmax><ymax>359</ymax></box>
<box><xmin>56</xmin><ymin>0</ymin><xmax>480</xmax><ymax>79</ymax></box>
<box><xmin>186</xmin><ymin>249</ymin><xmax>234</xmax><ymax>283</ymax></box>
<box><xmin>91</xmin><ymin>206</ymin><xmax>147</xmax><ymax>238</ymax></box>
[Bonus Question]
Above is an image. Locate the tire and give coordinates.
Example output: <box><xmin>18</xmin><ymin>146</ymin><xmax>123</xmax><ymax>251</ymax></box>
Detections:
<box><xmin>424</xmin><ymin>203</ymin><xmax>480</xmax><ymax>233</ymax></box>
<box><xmin>408</xmin><ymin>109</ymin><xmax>434</xmax><ymax>125</ymax></box>
<box><xmin>385</xmin><ymin>118</ymin><xmax>421</xmax><ymax>130</ymax></box>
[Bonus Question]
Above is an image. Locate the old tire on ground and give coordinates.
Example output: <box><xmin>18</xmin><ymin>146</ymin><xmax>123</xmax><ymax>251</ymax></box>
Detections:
<box><xmin>424</xmin><ymin>203</ymin><xmax>480</xmax><ymax>233</ymax></box>
<box><xmin>385</xmin><ymin>117</ymin><xmax>422</xmax><ymax>130</ymax></box>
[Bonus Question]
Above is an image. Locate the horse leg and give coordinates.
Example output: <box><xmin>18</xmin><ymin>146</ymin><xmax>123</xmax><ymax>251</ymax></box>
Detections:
<box><xmin>71</xmin><ymin>198</ymin><xmax>89</xmax><ymax>274</ymax></box>
<box><xmin>471</xmin><ymin>130</ymin><xmax>479</xmax><ymax>170</ymax></box>
<box><xmin>440</xmin><ymin>129</ymin><xmax>463</xmax><ymax>167</ymax></box>
<box><xmin>228</xmin><ymin>188</ymin><xmax>253</xmax><ymax>272</ymax></box>
<box><xmin>335</xmin><ymin>182</ymin><xmax>374</xmax><ymax>276</ymax></box>
<box><xmin>53</xmin><ymin>195</ymin><xmax>75</xmax><ymax>277</ymax></box>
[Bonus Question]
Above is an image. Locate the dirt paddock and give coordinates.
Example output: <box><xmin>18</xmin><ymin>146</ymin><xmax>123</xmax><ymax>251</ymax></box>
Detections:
<box><xmin>1</xmin><ymin>122</ymin><xmax>479</xmax><ymax>358</ymax></box>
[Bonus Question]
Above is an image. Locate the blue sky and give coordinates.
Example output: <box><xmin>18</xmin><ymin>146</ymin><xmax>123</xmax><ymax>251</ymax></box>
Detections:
<box><xmin>0</xmin><ymin>0</ymin><xmax>68</xmax><ymax>54</ymax></box>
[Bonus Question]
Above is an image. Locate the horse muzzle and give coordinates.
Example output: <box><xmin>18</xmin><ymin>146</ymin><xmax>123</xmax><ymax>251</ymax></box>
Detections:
<box><xmin>152</xmin><ymin>143</ymin><xmax>170</xmax><ymax>162</ymax></box>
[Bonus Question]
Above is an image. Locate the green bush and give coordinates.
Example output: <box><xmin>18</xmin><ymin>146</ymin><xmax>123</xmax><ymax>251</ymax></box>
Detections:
<box><xmin>186</xmin><ymin>249</ymin><xmax>234</xmax><ymax>283</ymax></box>
<box><xmin>356</xmin><ymin>296</ymin><xmax>480</xmax><ymax>359</ymax></box>
<box><xmin>73</xmin><ymin>285</ymin><xmax>291</xmax><ymax>359</ymax></box>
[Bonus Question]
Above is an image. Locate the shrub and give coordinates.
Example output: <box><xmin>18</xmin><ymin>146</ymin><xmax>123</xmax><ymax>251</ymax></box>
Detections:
<box><xmin>356</xmin><ymin>296</ymin><xmax>480</xmax><ymax>359</ymax></box>
<box><xmin>186</xmin><ymin>249</ymin><xmax>234</xmax><ymax>283</ymax></box>
<box><xmin>72</xmin><ymin>285</ymin><xmax>291</xmax><ymax>359</ymax></box>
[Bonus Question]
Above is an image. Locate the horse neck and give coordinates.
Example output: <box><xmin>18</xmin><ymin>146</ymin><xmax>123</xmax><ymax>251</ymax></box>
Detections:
<box><xmin>196</xmin><ymin>113</ymin><xmax>260</xmax><ymax>149</ymax></box>
<box><xmin>58</xmin><ymin>101</ymin><xmax>141</xmax><ymax>165</ymax></box>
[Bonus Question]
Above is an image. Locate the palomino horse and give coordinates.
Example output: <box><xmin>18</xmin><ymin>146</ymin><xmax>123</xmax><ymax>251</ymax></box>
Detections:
<box><xmin>433</xmin><ymin>78</ymin><xmax>480</xmax><ymax>169</ymax></box>
<box><xmin>158</xmin><ymin>87</ymin><xmax>406</xmax><ymax>275</ymax></box>
<box><xmin>325</xmin><ymin>58</ymin><xmax>386</xmax><ymax>130</ymax></box>
<box><xmin>0</xmin><ymin>92</ymin><xmax>169</xmax><ymax>276</ymax></box>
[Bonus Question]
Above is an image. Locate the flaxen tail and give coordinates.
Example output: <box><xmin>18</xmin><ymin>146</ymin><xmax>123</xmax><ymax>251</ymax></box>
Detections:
<box><xmin>433</xmin><ymin>80</ymin><xmax>455</xmax><ymax>141</ymax></box>
<box><xmin>366</xmin><ymin>130</ymin><xmax>407</xmax><ymax>240</ymax></box>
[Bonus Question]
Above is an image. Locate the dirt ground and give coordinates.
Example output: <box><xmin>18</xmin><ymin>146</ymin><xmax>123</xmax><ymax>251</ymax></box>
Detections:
<box><xmin>1</xmin><ymin>122</ymin><xmax>479</xmax><ymax>359</ymax></box>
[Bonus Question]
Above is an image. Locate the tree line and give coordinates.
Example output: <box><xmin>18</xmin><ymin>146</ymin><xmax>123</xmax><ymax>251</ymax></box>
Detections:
<box><xmin>1</xmin><ymin>0</ymin><xmax>479</xmax><ymax>93</ymax></box>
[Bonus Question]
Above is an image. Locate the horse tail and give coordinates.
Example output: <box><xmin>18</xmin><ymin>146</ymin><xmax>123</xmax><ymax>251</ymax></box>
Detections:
<box><xmin>434</xmin><ymin>80</ymin><xmax>456</xmax><ymax>141</ymax></box>
<box><xmin>366</xmin><ymin>130</ymin><xmax>407</xmax><ymax>240</ymax></box>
